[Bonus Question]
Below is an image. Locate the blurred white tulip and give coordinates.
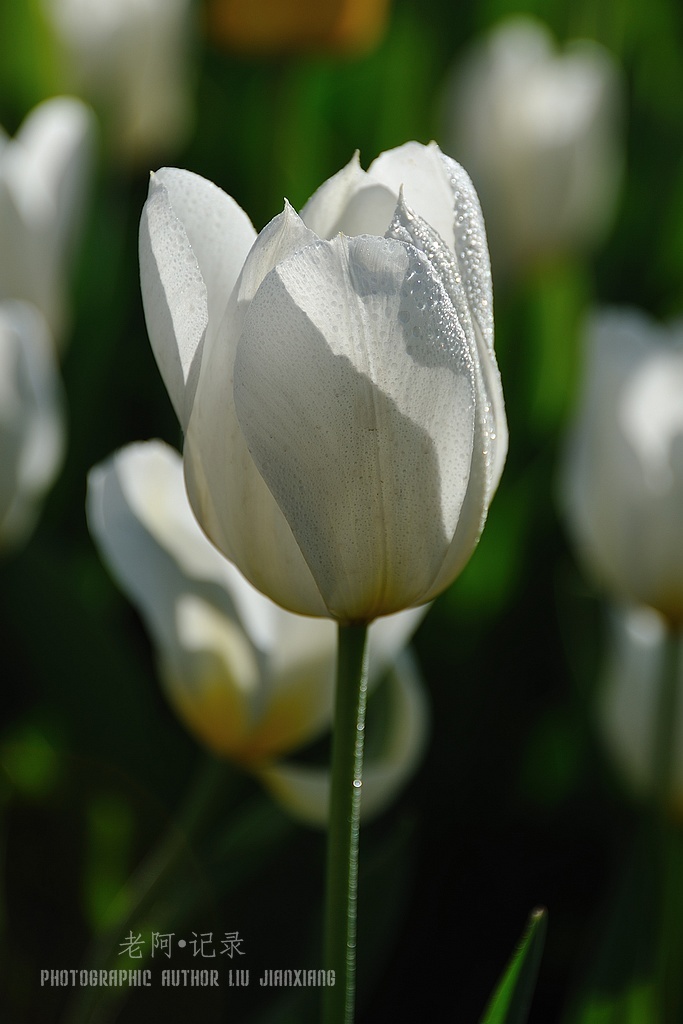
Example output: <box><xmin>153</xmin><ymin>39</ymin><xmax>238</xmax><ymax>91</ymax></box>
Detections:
<box><xmin>0</xmin><ymin>301</ymin><xmax>65</xmax><ymax>550</ymax></box>
<box><xmin>0</xmin><ymin>96</ymin><xmax>95</xmax><ymax>345</ymax></box>
<box><xmin>599</xmin><ymin>604</ymin><xmax>683</xmax><ymax>807</ymax></box>
<box><xmin>87</xmin><ymin>440</ymin><xmax>429</xmax><ymax>826</ymax></box>
<box><xmin>139</xmin><ymin>141</ymin><xmax>507</xmax><ymax>623</ymax></box>
<box><xmin>43</xmin><ymin>0</ymin><xmax>193</xmax><ymax>164</ymax></box>
<box><xmin>443</xmin><ymin>17</ymin><xmax>623</xmax><ymax>274</ymax></box>
<box><xmin>562</xmin><ymin>308</ymin><xmax>683</xmax><ymax>624</ymax></box>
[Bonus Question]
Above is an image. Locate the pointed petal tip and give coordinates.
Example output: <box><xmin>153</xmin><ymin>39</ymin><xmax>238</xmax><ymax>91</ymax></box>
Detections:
<box><xmin>281</xmin><ymin>197</ymin><xmax>301</xmax><ymax>221</ymax></box>
<box><xmin>274</xmin><ymin>198</ymin><xmax>323</xmax><ymax>246</ymax></box>
<box><xmin>147</xmin><ymin>169</ymin><xmax>170</xmax><ymax>199</ymax></box>
<box><xmin>385</xmin><ymin>187</ymin><xmax>419</xmax><ymax>241</ymax></box>
<box><xmin>395</xmin><ymin>185</ymin><xmax>413</xmax><ymax>216</ymax></box>
<box><xmin>340</xmin><ymin>149</ymin><xmax>364</xmax><ymax>177</ymax></box>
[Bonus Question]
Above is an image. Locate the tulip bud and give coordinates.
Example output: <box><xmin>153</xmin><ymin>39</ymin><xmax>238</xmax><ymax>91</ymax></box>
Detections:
<box><xmin>561</xmin><ymin>308</ymin><xmax>683</xmax><ymax>624</ymax></box>
<box><xmin>43</xmin><ymin>0</ymin><xmax>193</xmax><ymax>165</ymax></box>
<box><xmin>87</xmin><ymin>440</ymin><xmax>428</xmax><ymax>824</ymax></box>
<box><xmin>0</xmin><ymin>301</ymin><xmax>65</xmax><ymax>550</ymax></box>
<box><xmin>139</xmin><ymin>142</ymin><xmax>507</xmax><ymax>623</ymax></box>
<box><xmin>443</xmin><ymin>17</ymin><xmax>623</xmax><ymax>273</ymax></box>
<box><xmin>599</xmin><ymin>605</ymin><xmax>683</xmax><ymax>813</ymax></box>
<box><xmin>0</xmin><ymin>97</ymin><xmax>95</xmax><ymax>345</ymax></box>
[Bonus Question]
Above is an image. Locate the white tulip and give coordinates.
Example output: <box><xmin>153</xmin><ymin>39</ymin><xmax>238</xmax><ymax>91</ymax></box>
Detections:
<box><xmin>0</xmin><ymin>97</ymin><xmax>95</xmax><ymax>345</ymax></box>
<box><xmin>599</xmin><ymin>605</ymin><xmax>683</xmax><ymax>806</ymax></box>
<box><xmin>444</xmin><ymin>17</ymin><xmax>623</xmax><ymax>271</ymax></box>
<box><xmin>43</xmin><ymin>0</ymin><xmax>193</xmax><ymax>164</ymax></box>
<box><xmin>562</xmin><ymin>308</ymin><xmax>683</xmax><ymax>623</ymax></box>
<box><xmin>87</xmin><ymin>440</ymin><xmax>428</xmax><ymax>825</ymax></box>
<box><xmin>139</xmin><ymin>141</ymin><xmax>507</xmax><ymax>623</ymax></box>
<box><xmin>0</xmin><ymin>302</ymin><xmax>65</xmax><ymax>550</ymax></box>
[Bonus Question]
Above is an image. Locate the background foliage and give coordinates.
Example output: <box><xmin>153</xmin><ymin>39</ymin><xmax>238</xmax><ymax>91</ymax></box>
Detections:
<box><xmin>1</xmin><ymin>0</ymin><xmax>683</xmax><ymax>1021</ymax></box>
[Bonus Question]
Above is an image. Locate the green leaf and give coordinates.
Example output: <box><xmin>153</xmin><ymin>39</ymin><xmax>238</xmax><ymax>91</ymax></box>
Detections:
<box><xmin>479</xmin><ymin>908</ymin><xmax>548</xmax><ymax>1024</ymax></box>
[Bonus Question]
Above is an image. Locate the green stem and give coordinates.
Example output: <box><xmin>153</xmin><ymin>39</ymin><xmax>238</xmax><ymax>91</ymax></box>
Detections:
<box><xmin>323</xmin><ymin>622</ymin><xmax>370</xmax><ymax>1024</ymax></box>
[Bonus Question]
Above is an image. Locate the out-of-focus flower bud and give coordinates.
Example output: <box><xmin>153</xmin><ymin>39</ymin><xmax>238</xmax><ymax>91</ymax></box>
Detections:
<box><xmin>43</xmin><ymin>0</ymin><xmax>193</xmax><ymax>165</ymax></box>
<box><xmin>443</xmin><ymin>17</ymin><xmax>623</xmax><ymax>275</ymax></box>
<box><xmin>0</xmin><ymin>301</ymin><xmax>65</xmax><ymax>551</ymax></box>
<box><xmin>87</xmin><ymin>440</ymin><xmax>429</xmax><ymax>826</ymax></box>
<box><xmin>562</xmin><ymin>308</ymin><xmax>683</xmax><ymax>625</ymax></box>
<box><xmin>599</xmin><ymin>604</ymin><xmax>683</xmax><ymax>811</ymax></box>
<box><xmin>0</xmin><ymin>96</ymin><xmax>95</xmax><ymax>345</ymax></box>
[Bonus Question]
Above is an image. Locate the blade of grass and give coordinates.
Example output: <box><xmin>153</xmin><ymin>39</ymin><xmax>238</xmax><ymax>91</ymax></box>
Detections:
<box><xmin>479</xmin><ymin>907</ymin><xmax>547</xmax><ymax>1024</ymax></box>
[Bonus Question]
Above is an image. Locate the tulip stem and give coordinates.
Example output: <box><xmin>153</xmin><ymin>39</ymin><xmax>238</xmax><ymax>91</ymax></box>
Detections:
<box><xmin>323</xmin><ymin>622</ymin><xmax>370</xmax><ymax>1024</ymax></box>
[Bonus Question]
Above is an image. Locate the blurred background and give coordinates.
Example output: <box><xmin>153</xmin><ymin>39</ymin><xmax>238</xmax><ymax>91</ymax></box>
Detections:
<box><xmin>1</xmin><ymin>0</ymin><xmax>683</xmax><ymax>1021</ymax></box>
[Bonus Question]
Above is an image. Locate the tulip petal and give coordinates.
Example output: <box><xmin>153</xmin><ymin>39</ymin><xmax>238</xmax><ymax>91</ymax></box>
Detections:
<box><xmin>87</xmin><ymin>440</ymin><xmax>278</xmax><ymax>756</ymax></box>
<box><xmin>153</xmin><ymin>167</ymin><xmax>256</xmax><ymax>329</ymax></box>
<box><xmin>373</xmin><ymin>144</ymin><xmax>496</xmax><ymax>362</ymax></box>
<box><xmin>88</xmin><ymin>441</ymin><xmax>202</xmax><ymax>652</ymax></box>
<box><xmin>243</xmin><ymin>604</ymin><xmax>428</xmax><ymax>761</ymax></box>
<box><xmin>300</xmin><ymin>150</ymin><xmax>398</xmax><ymax>238</ymax></box>
<box><xmin>386</xmin><ymin>196</ymin><xmax>506</xmax><ymax>597</ymax></box>
<box><xmin>162</xmin><ymin>593</ymin><xmax>262</xmax><ymax>758</ymax></box>
<box><xmin>437</xmin><ymin>149</ymin><xmax>508</xmax><ymax>491</ymax></box>
<box><xmin>257</xmin><ymin>650</ymin><xmax>428</xmax><ymax>826</ymax></box>
<box><xmin>372</xmin><ymin>143</ymin><xmax>506</xmax><ymax>487</ymax></box>
<box><xmin>15</xmin><ymin>97</ymin><xmax>95</xmax><ymax>268</ymax></box>
<box><xmin>600</xmin><ymin>604</ymin><xmax>683</xmax><ymax>802</ymax></box>
<box><xmin>184</xmin><ymin>203</ymin><xmax>328</xmax><ymax>617</ymax></box>
<box><xmin>369</xmin><ymin>141</ymin><xmax>459</xmax><ymax>253</ymax></box>
<box><xmin>0</xmin><ymin>302</ymin><xmax>65</xmax><ymax>548</ymax></box>
<box><xmin>139</xmin><ymin>169</ymin><xmax>256</xmax><ymax>428</ymax></box>
<box><xmin>86</xmin><ymin>439</ymin><xmax>298</xmax><ymax>649</ymax></box>
<box><xmin>366</xmin><ymin>604</ymin><xmax>429</xmax><ymax>682</ymax></box>
<box><xmin>599</xmin><ymin>604</ymin><xmax>668</xmax><ymax>797</ymax></box>
<box><xmin>139</xmin><ymin>176</ymin><xmax>209</xmax><ymax>428</ymax></box>
<box><xmin>437</xmin><ymin>148</ymin><xmax>496</xmax><ymax>354</ymax></box>
<box><xmin>563</xmin><ymin>309</ymin><xmax>683</xmax><ymax>620</ymax></box>
<box><xmin>234</xmin><ymin>232</ymin><xmax>476</xmax><ymax>621</ymax></box>
<box><xmin>227</xmin><ymin>200</ymin><xmax>319</xmax><ymax>311</ymax></box>
<box><xmin>89</xmin><ymin>441</ymin><xmax>333</xmax><ymax>760</ymax></box>
<box><xmin>0</xmin><ymin>98</ymin><xmax>95</xmax><ymax>342</ymax></box>
<box><xmin>239</xmin><ymin>612</ymin><xmax>337</xmax><ymax>762</ymax></box>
